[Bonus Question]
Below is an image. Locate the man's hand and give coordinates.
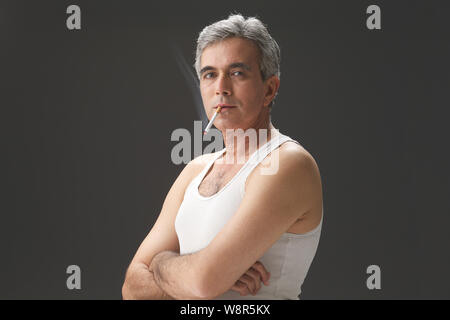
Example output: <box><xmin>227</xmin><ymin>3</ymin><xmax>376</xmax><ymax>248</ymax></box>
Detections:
<box><xmin>230</xmin><ymin>261</ymin><xmax>271</xmax><ymax>296</ymax></box>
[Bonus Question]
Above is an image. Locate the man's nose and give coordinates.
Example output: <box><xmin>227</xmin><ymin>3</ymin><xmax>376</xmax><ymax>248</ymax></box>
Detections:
<box><xmin>215</xmin><ymin>74</ymin><xmax>232</xmax><ymax>96</ymax></box>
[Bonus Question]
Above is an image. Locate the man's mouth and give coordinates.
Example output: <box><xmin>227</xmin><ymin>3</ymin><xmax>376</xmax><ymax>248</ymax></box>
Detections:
<box><xmin>214</xmin><ymin>104</ymin><xmax>236</xmax><ymax>109</ymax></box>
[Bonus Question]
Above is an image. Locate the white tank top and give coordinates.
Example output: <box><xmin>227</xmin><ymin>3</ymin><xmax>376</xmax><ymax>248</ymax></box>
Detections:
<box><xmin>174</xmin><ymin>132</ymin><xmax>323</xmax><ymax>300</ymax></box>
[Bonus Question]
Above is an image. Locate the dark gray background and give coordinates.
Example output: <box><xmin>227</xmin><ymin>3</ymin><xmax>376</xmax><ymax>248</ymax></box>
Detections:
<box><xmin>0</xmin><ymin>0</ymin><xmax>449</xmax><ymax>299</ymax></box>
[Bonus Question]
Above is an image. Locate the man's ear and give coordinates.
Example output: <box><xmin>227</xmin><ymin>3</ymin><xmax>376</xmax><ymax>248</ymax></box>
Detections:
<box><xmin>263</xmin><ymin>75</ymin><xmax>280</xmax><ymax>107</ymax></box>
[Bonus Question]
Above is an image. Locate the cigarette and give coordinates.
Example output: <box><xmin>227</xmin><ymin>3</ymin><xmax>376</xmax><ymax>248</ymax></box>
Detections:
<box><xmin>203</xmin><ymin>106</ymin><xmax>222</xmax><ymax>135</ymax></box>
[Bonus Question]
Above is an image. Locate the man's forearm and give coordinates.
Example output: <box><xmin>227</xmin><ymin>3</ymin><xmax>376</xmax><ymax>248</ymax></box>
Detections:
<box><xmin>122</xmin><ymin>263</ymin><xmax>175</xmax><ymax>300</ymax></box>
<box><xmin>150</xmin><ymin>250</ymin><xmax>207</xmax><ymax>300</ymax></box>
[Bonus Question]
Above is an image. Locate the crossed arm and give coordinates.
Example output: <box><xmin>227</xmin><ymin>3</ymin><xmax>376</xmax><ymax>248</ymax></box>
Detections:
<box><xmin>122</xmin><ymin>154</ymin><xmax>221</xmax><ymax>300</ymax></box>
<box><xmin>122</xmin><ymin>259</ymin><xmax>175</xmax><ymax>300</ymax></box>
<box><xmin>122</xmin><ymin>145</ymin><xmax>321</xmax><ymax>300</ymax></box>
<box><xmin>122</xmin><ymin>251</ymin><xmax>204</xmax><ymax>300</ymax></box>
<box><xmin>123</xmin><ymin>249</ymin><xmax>271</xmax><ymax>300</ymax></box>
<box><xmin>150</xmin><ymin>251</ymin><xmax>207</xmax><ymax>299</ymax></box>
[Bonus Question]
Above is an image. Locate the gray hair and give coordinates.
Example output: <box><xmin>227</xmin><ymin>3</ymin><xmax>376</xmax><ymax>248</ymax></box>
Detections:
<box><xmin>194</xmin><ymin>14</ymin><xmax>281</xmax><ymax>84</ymax></box>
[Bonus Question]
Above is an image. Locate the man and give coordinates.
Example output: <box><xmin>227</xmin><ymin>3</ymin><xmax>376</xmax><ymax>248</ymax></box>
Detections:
<box><xmin>122</xmin><ymin>14</ymin><xmax>323</xmax><ymax>300</ymax></box>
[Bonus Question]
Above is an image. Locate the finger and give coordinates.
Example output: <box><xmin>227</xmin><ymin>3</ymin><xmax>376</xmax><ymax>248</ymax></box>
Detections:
<box><xmin>231</xmin><ymin>279</ymin><xmax>249</xmax><ymax>296</ymax></box>
<box><xmin>252</xmin><ymin>261</ymin><xmax>271</xmax><ymax>285</ymax></box>
<box><xmin>239</xmin><ymin>274</ymin><xmax>257</xmax><ymax>294</ymax></box>
<box><xmin>245</xmin><ymin>269</ymin><xmax>262</xmax><ymax>293</ymax></box>
<box><xmin>252</xmin><ymin>261</ymin><xmax>270</xmax><ymax>284</ymax></box>
<box><xmin>231</xmin><ymin>280</ymin><xmax>250</xmax><ymax>296</ymax></box>
<box><xmin>231</xmin><ymin>281</ymin><xmax>247</xmax><ymax>296</ymax></box>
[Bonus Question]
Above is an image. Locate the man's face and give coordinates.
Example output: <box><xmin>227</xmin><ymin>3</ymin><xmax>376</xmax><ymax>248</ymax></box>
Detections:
<box><xmin>199</xmin><ymin>37</ymin><xmax>271</xmax><ymax>131</ymax></box>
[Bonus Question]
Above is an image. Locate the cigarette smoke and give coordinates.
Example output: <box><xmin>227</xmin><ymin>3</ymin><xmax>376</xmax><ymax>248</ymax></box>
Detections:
<box><xmin>170</xmin><ymin>42</ymin><xmax>208</xmax><ymax>127</ymax></box>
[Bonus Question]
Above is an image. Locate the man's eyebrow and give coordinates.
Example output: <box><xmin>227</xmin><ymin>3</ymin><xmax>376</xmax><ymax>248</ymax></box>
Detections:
<box><xmin>199</xmin><ymin>62</ymin><xmax>252</xmax><ymax>76</ymax></box>
<box><xmin>199</xmin><ymin>66</ymin><xmax>215</xmax><ymax>75</ymax></box>
<box><xmin>229</xmin><ymin>62</ymin><xmax>251</xmax><ymax>70</ymax></box>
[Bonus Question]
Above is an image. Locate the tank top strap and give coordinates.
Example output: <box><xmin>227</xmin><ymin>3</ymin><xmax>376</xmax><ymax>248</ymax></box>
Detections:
<box><xmin>235</xmin><ymin>131</ymin><xmax>298</xmax><ymax>197</ymax></box>
<box><xmin>244</xmin><ymin>132</ymin><xmax>295</xmax><ymax>172</ymax></box>
<box><xmin>195</xmin><ymin>148</ymin><xmax>227</xmax><ymax>182</ymax></box>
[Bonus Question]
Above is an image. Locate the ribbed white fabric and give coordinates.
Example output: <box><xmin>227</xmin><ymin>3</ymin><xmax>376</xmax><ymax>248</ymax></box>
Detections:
<box><xmin>174</xmin><ymin>132</ymin><xmax>323</xmax><ymax>300</ymax></box>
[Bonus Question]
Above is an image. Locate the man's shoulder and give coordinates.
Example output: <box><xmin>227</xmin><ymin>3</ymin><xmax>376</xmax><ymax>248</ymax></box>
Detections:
<box><xmin>251</xmin><ymin>141</ymin><xmax>321</xmax><ymax>193</ymax></box>
<box><xmin>263</xmin><ymin>140</ymin><xmax>319</xmax><ymax>173</ymax></box>
<box><xmin>283</xmin><ymin>141</ymin><xmax>317</xmax><ymax>164</ymax></box>
<box><xmin>247</xmin><ymin>141</ymin><xmax>322</xmax><ymax>218</ymax></box>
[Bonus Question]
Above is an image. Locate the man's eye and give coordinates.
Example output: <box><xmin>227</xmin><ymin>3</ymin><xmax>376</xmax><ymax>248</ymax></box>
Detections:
<box><xmin>204</xmin><ymin>72</ymin><xmax>215</xmax><ymax>79</ymax></box>
<box><xmin>231</xmin><ymin>71</ymin><xmax>243</xmax><ymax>76</ymax></box>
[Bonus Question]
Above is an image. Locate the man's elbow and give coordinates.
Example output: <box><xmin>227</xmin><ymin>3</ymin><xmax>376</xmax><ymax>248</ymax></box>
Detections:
<box><xmin>121</xmin><ymin>271</ymin><xmax>133</xmax><ymax>300</ymax></box>
<box><xmin>122</xmin><ymin>265</ymin><xmax>142</xmax><ymax>300</ymax></box>
<box><xmin>122</xmin><ymin>282</ymin><xmax>131</xmax><ymax>300</ymax></box>
<box><xmin>122</xmin><ymin>276</ymin><xmax>138</xmax><ymax>300</ymax></box>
